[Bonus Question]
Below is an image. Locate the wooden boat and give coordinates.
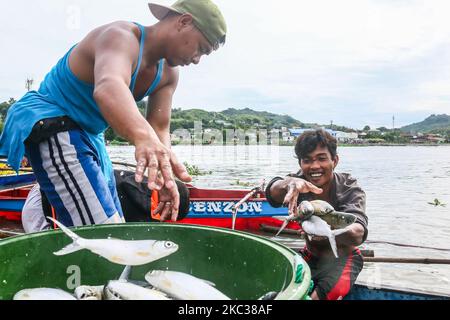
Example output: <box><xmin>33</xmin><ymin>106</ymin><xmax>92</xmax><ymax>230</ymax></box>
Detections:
<box><xmin>0</xmin><ymin>172</ymin><xmax>35</xmax><ymax>187</ymax></box>
<box><xmin>0</xmin><ymin>162</ymin><xmax>36</xmax><ymax>187</ymax></box>
<box><xmin>0</xmin><ymin>184</ymin><xmax>299</xmax><ymax>232</ymax></box>
<box><xmin>345</xmin><ymin>282</ymin><xmax>450</xmax><ymax>300</ymax></box>
<box><xmin>178</xmin><ymin>186</ymin><xmax>298</xmax><ymax>231</ymax></box>
<box><xmin>0</xmin><ymin>174</ymin><xmax>35</xmax><ymax>186</ymax></box>
<box><xmin>0</xmin><ymin>185</ymin><xmax>33</xmax><ymax>221</ymax></box>
<box><xmin>1</xmin><ymin>187</ymin><xmax>449</xmax><ymax>300</ymax></box>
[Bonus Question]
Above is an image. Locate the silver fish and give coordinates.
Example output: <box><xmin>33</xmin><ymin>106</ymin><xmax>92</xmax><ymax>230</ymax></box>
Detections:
<box><xmin>145</xmin><ymin>270</ymin><xmax>231</xmax><ymax>300</ymax></box>
<box><xmin>276</xmin><ymin>200</ymin><xmax>356</xmax><ymax>236</ymax></box>
<box><xmin>258</xmin><ymin>292</ymin><xmax>279</xmax><ymax>300</ymax></box>
<box><xmin>308</xmin><ymin>200</ymin><xmax>335</xmax><ymax>216</ymax></box>
<box><xmin>320</xmin><ymin>211</ymin><xmax>357</xmax><ymax>229</ymax></box>
<box><xmin>275</xmin><ymin>201</ymin><xmax>315</xmax><ymax>236</ymax></box>
<box><xmin>47</xmin><ymin>217</ymin><xmax>178</xmax><ymax>266</ymax></box>
<box><xmin>74</xmin><ymin>266</ymin><xmax>147</xmax><ymax>300</ymax></box>
<box><xmin>117</xmin><ymin>265</ymin><xmax>152</xmax><ymax>287</ymax></box>
<box><xmin>104</xmin><ymin>280</ymin><xmax>170</xmax><ymax>300</ymax></box>
<box><xmin>74</xmin><ymin>286</ymin><xmax>104</xmax><ymax>300</ymax></box>
<box><xmin>301</xmin><ymin>216</ymin><xmax>349</xmax><ymax>258</ymax></box>
<box><xmin>14</xmin><ymin>288</ymin><xmax>76</xmax><ymax>300</ymax></box>
<box><xmin>308</xmin><ymin>200</ymin><xmax>356</xmax><ymax>228</ymax></box>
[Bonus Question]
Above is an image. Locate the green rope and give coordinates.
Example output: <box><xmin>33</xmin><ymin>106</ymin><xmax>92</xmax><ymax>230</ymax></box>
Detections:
<box><xmin>295</xmin><ymin>264</ymin><xmax>304</xmax><ymax>284</ymax></box>
<box><xmin>308</xmin><ymin>280</ymin><xmax>315</xmax><ymax>295</ymax></box>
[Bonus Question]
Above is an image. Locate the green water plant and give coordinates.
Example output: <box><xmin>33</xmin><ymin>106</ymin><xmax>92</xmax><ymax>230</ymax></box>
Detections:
<box><xmin>183</xmin><ymin>162</ymin><xmax>212</xmax><ymax>176</ymax></box>
<box><xmin>231</xmin><ymin>180</ymin><xmax>253</xmax><ymax>187</ymax></box>
<box><xmin>428</xmin><ymin>199</ymin><xmax>446</xmax><ymax>207</ymax></box>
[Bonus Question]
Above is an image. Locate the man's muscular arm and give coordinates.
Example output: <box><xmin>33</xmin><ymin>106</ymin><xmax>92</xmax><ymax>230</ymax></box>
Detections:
<box><xmin>146</xmin><ymin>66</ymin><xmax>179</xmax><ymax>148</ymax></box>
<box><xmin>91</xmin><ymin>26</ymin><xmax>190</xmax><ymax>221</ymax></box>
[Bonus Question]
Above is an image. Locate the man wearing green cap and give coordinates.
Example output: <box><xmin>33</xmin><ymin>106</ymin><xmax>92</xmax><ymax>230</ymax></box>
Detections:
<box><xmin>0</xmin><ymin>0</ymin><xmax>227</xmax><ymax>228</ymax></box>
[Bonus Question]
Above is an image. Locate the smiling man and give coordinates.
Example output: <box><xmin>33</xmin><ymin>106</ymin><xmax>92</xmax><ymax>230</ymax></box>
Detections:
<box><xmin>265</xmin><ymin>129</ymin><xmax>368</xmax><ymax>300</ymax></box>
<box><xmin>0</xmin><ymin>0</ymin><xmax>226</xmax><ymax>227</ymax></box>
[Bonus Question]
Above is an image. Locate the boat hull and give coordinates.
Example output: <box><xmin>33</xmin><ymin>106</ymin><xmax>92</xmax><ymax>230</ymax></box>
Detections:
<box><xmin>0</xmin><ymin>173</ymin><xmax>35</xmax><ymax>186</ymax></box>
<box><xmin>345</xmin><ymin>283</ymin><xmax>450</xmax><ymax>300</ymax></box>
<box><xmin>0</xmin><ymin>185</ymin><xmax>296</xmax><ymax>232</ymax></box>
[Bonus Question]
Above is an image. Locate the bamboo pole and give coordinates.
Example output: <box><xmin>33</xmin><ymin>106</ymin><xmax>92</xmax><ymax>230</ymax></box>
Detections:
<box><xmin>0</xmin><ymin>230</ymin><xmax>24</xmax><ymax>239</ymax></box>
<box><xmin>365</xmin><ymin>240</ymin><xmax>450</xmax><ymax>253</ymax></box>
<box><xmin>259</xmin><ymin>224</ymin><xmax>375</xmax><ymax>257</ymax></box>
<box><xmin>260</xmin><ymin>224</ymin><xmax>302</xmax><ymax>236</ymax></box>
<box><xmin>363</xmin><ymin>257</ymin><xmax>450</xmax><ymax>265</ymax></box>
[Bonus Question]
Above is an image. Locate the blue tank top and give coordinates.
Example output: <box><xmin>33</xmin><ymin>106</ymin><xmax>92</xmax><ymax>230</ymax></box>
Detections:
<box><xmin>0</xmin><ymin>23</ymin><xmax>164</xmax><ymax>184</ymax></box>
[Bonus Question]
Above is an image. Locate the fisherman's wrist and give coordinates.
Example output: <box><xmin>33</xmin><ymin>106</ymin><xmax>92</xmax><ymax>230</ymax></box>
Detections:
<box><xmin>265</xmin><ymin>177</ymin><xmax>285</xmax><ymax>208</ymax></box>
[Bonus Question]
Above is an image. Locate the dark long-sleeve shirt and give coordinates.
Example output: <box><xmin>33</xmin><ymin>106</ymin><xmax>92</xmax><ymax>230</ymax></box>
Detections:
<box><xmin>265</xmin><ymin>171</ymin><xmax>368</xmax><ymax>242</ymax></box>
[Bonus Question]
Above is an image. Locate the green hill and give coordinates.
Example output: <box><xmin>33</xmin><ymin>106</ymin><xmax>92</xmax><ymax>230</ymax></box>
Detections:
<box><xmin>401</xmin><ymin>114</ymin><xmax>450</xmax><ymax>134</ymax></box>
<box><xmin>170</xmin><ymin>107</ymin><xmax>304</xmax><ymax>131</ymax></box>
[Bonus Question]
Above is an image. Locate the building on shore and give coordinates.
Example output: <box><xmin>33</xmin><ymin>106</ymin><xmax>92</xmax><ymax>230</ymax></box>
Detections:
<box><xmin>335</xmin><ymin>131</ymin><xmax>359</xmax><ymax>143</ymax></box>
<box><xmin>288</xmin><ymin>128</ymin><xmax>337</xmax><ymax>138</ymax></box>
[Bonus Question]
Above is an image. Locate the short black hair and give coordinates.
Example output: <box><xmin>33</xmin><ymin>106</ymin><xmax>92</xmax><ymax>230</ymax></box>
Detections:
<box><xmin>294</xmin><ymin>129</ymin><xmax>337</xmax><ymax>160</ymax></box>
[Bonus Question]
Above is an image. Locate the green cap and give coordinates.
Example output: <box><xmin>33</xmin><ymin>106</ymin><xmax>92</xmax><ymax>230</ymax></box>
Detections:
<box><xmin>148</xmin><ymin>0</ymin><xmax>227</xmax><ymax>48</ymax></box>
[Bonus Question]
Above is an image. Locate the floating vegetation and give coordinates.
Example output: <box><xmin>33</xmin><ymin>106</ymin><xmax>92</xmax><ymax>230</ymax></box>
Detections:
<box><xmin>428</xmin><ymin>199</ymin><xmax>446</xmax><ymax>207</ymax></box>
<box><xmin>231</xmin><ymin>180</ymin><xmax>253</xmax><ymax>187</ymax></box>
<box><xmin>183</xmin><ymin>162</ymin><xmax>212</xmax><ymax>176</ymax></box>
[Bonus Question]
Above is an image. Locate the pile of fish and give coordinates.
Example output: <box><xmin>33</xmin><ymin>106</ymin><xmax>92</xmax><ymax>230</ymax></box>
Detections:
<box><xmin>14</xmin><ymin>268</ymin><xmax>231</xmax><ymax>300</ymax></box>
<box><xmin>13</xmin><ymin>218</ymin><xmax>232</xmax><ymax>300</ymax></box>
<box><xmin>276</xmin><ymin>200</ymin><xmax>357</xmax><ymax>258</ymax></box>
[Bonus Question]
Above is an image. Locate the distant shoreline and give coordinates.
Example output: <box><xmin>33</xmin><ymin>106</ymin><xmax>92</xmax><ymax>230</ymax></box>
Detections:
<box><xmin>107</xmin><ymin>142</ymin><xmax>450</xmax><ymax>147</ymax></box>
<box><xmin>338</xmin><ymin>143</ymin><xmax>450</xmax><ymax>147</ymax></box>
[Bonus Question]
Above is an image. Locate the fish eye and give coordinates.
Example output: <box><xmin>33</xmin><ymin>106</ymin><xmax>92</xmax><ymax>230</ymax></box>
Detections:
<box><xmin>164</xmin><ymin>242</ymin><xmax>174</xmax><ymax>248</ymax></box>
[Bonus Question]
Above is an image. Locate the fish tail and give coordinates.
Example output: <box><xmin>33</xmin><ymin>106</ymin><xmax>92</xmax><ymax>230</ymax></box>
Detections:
<box><xmin>328</xmin><ymin>229</ymin><xmax>349</xmax><ymax>258</ymax></box>
<box><xmin>47</xmin><ymin>217</ymin><xmax>81</xmax><ymax>242</ymax></box>
<box><xmin>119</xmin><ymin>266</ymin><xmax>132</xmax><ymax>281</ymax></box>
<box><xmin>276</xmin><ymin>220</ymin><xmax>289</xmax><ymax>237</ymax></box>
<box><xmin>328</xmin><ymin>235</ymin><xmax>339</xmax><ymax>258</ymax></box>
<box><xmin>332</xmin><ymin>228</ymin><xmax>349</xmax><ymax>237</ymax></box>
<box><xmin>53</xmin><ymin>242</ymin><xmax>83</xmax><ymax>256</ymax></box>
<box><xmin>47</xmin><ymin>217</ymin><xmax>84</xmax><ymax>256</ymax></box>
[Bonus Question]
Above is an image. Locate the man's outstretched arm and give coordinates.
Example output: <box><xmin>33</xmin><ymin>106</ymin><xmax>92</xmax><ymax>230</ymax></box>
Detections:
<box><xmin>145</xmin><ymin>66</ymin><xmax>192</xmax><ymax>221</ymax></box>
<box><xmin>91</xmin><ymin>26</ymin><xmax>190</xmax><ymax>215</ymax></box>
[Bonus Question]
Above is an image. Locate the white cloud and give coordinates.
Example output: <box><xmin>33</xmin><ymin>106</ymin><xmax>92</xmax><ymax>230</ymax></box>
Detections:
<box><xmin>1</xmin><ymin>0</ymin><xmax>450</xmax><ymax>128</ymax></box>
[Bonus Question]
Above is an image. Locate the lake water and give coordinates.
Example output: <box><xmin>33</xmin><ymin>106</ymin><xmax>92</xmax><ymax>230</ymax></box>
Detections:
<box><xmin>108</xmin><ymin>145</ymin><xmax>450</xmax><ymax>296</ymax></box>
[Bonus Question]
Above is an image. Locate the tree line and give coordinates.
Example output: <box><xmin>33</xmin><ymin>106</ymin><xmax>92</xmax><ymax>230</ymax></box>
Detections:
<box><xmin>1</xmin><ymin>98</ymin><xmax>448</xmax><ymax>144</ymax></box>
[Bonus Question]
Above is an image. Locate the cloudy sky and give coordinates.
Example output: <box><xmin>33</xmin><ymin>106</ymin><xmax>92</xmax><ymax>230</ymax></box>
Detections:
<box><xmin>1</xmin><ymin>0</ymin><xmax>450</xmax><ymax>129</ymax></box>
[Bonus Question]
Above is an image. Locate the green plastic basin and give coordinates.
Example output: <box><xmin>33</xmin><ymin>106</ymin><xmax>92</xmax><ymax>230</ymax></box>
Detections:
<box><xmin>0</xmin><ymin>223</ymin><xmax>311</xmax><ymax>300</ymax></box>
